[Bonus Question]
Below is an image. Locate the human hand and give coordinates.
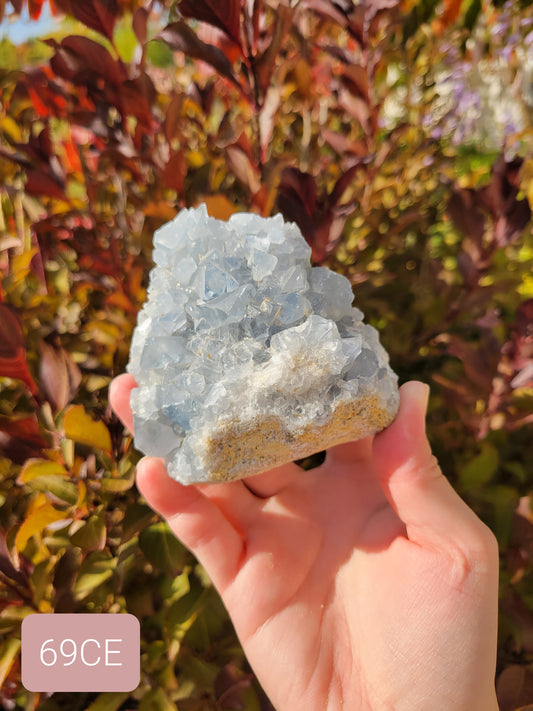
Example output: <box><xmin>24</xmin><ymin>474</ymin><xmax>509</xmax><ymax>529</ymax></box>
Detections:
<box><xmin>110</xmin><ymin>376</ymin><xmax>499</xmax><ymax>711</ymax></box>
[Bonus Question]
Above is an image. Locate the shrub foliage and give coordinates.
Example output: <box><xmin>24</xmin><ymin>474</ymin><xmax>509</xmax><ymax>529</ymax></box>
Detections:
<box><xmin>0</xmin><ymin>0</ymin><xmax>532</xmax><ymax>709</ymax></box>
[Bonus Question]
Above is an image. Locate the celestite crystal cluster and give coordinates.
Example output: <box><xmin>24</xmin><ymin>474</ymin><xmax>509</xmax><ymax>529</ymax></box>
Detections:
<box><xmin>128</xmin><ymin>205</ymin><xmax>399</xmax><ymax>484</ymax></box>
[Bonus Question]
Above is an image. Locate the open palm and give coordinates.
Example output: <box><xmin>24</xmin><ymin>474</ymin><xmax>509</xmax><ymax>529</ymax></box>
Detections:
<box><xmin>110</xmin><ymin>375</ymin><xmax>499</xmax><ymax>711</ymax></box>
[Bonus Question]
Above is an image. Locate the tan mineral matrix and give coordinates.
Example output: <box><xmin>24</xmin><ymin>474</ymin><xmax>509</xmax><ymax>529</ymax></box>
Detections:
<box><xmin>127</xmin><ymin>205</ymin><xmax>399</xmax><ymax>484</ymax></box>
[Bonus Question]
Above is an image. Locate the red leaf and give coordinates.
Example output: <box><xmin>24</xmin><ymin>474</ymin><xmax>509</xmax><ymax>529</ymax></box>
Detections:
<box><xmin>179</xmin><ymin>0</ymin><xmax>242</xmax><ymax>49</ymax></box>
<box><xmin>159</xmin><ymin>21</ymin><xmax>241</xmax><ymax>90</ymax></box>
<box><xmin>328</xmin><ymin>161</ymin><xmax>365</xmax><ymax>207</ymax></box>
<box><xmin>277</xmin><ymin>168</ymin><xmax>319</xmax><ymax>251</ymax></box>
<box><xmin>28</xmin><ymin>0</ymin><xmax>45</xmax><ymax>20</ymax></box>
<box><xmin>133</xmin><ymin>6</ymin><xmax>148</xmax><ymax>45</ymax></box>
<box><xmin>71</xmin><ymin>0</ymin><xmax>118</xmax><ymax>41</ymax></box>
<box><xmin>505</xmin><ymin>300</ymin><xmax>533</xmax><ymax>390</ymax></box>
<box><xmin>279</xmin><ymin>167</ymin><xmax>317</xmax><ymax>216</ymax></box>
<box><xmin>164</xmin><ymin>93</ymin><xmax>183</xmax><ymax>143</ymax></box>
<box><xmin>39</xmin><ymin>342</ymin><xmax>82</xmax><ymax>413</ymax></box>
<box><xmin>497</xmin><ymin>664</ymin><xmax>533</xmax><ymax>711</ymax></box>
<box><xmin>37</xmin><ymin>124</ymin><xmax>54</xmax><ymax>158</ymax></box>
<box><xmin>225</xmin><ymin>144</ymin><xmax>261</xmax><ymax>195</ymax></box>
<box><xmin>255</xmin><ymin>5</ymin><xmax>294</xmax><ymax>95</ymax></box>
<box><xmin>481</xmin><ymin>157</ymin><xmax>531</xmax><ymax>246</ymax></box>
<box><xmin>49</xmin><ymin>0</ymin><xmax>72</xmax><ymax>15</ymax></box>
<box><xmin>341</xmin><ymin>64</ymin><xmax>369</xmax><ymax>103</ymax></box>
<box><xmin>0</xmin><ymin>529</ymin><xmax>27</xmax><ymax>586</ymax></box>
<box><xmin>0</xmin><ymin>415</ymin><xmax>47</xmax><ymax>463</ymax></box>
<box><xmin>25</xmin><ymin>169</ymin><xmax>66</xmax><ymax>200</ymax></box>
<box><xmin>24</xmin><ymin>67</ymin><xmax>69</xmax><ymax>118</ymax></box>
<box><xmin>120</xmin><ymin>75</ymin><xmax>157</xmax><ymax>129</ymax></box>
<box><xmin>14</xmin><ymin>125</ymin><xmax>54</xmax><ymax>165</ymax></box>
<box><xmin>215</xmin><ymin>664</ymin><xmax>253</xmax><ymax>709</ymax></box>
<box><xmin>447</xmin><ymin>188</ymin><xmax>486</xmax><ymax>245</ymax></box>
<box><xmin>47</xmin><ymin>35</ymin><xmax>127</xmax><ymax>87</ymax></box>
<box><xmin>449</xmin><ymin>156</ymin><xmax>531</xmax><ymax>250</ymax></box>
<box><xmin>163</xmin><ymin>150</ymin><xmax>187</xmax><ymax>193</ymax></box>
<box><xmin>258</xmin><ymin>86</ymin><xmax>281</xmax><ymax>161</ymax></box>
<box><xmin>306</xmin><ymin>0</ymin><xmax>366</xmax><ymax>45</ymax></box>
<box><xmin>277</xmin><ymin>167</ymin><xmax>356</xmax><ymax>262</ymax></box>
<box><xmin>0</xmin><ymin>304</ymin><xmax>38</xmax><ymax>396</ymax></box>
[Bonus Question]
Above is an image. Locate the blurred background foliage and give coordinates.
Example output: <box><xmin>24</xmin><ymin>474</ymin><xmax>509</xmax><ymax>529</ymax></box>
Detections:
<box><xmin>0</xmin><ymin>0</ymin><xmax>532</xmax><ymax>709</ymax></box>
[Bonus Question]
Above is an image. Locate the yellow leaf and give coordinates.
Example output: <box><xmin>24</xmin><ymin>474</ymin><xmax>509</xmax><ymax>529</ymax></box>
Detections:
<box><xmin>77</xmin><ymin>480</ymin><xmax>88</xmax><ymax>511</ymax></box>
<box><xmin>0</xmin><ymin>638</ymin><xmax>21</xmax><ymax>689</ymax></box>
<box><xmin>19</xmin><ymin>459</ymin><xmax>67</xmax><ymax>482</ymax></box>
<box><xmin>10</xmin><ymin>248</ymin><xmax>38</xmax><ymax>287</ymax></box>
<box><xmin>198</xmin><ymin>195</ymin><xmax>238</xmax><ymax>221</ymax></box>
<box><xmin>294</xmin><ymin>58</ymin><xmax>311</xmax><ymax>98</ymax></box>
<box><xmin>106</xmin><ymin>290</ymin><xmax>134</xmax><ymax>312</ymax></box>
<box><xmin>144</xmin><ymin>201</ymin><xmax>176</xmax><ymax>220</ymax></box>
<box><xmin>85</xmin><ymin>320</ymin><xmax>122</xmax><ymax>345</ymax></box>
<box><xmin>1</xmin><ymin>116</ymin><xmax>22</xmax><ymax>142</ymax></box>
<box><xmin>527</xmin><ymin>179</ymin><xmax>533</xmax><ymax>211</ymax></box>
<box><xmin>63</xmin><ymin>405</ymin><xmax>112</xmax><ymax>454</ymax></box>
<box><xmin>15</xmin><ymin>502</ymin><xmax>68</xmax><ymax>552</ymax></box>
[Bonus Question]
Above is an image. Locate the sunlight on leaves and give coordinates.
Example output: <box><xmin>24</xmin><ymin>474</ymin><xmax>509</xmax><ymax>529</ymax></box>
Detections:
<box><xmin>63</xmin><ymin>404</ymin><xmax>112</xmax><ymax>454</ymax></box>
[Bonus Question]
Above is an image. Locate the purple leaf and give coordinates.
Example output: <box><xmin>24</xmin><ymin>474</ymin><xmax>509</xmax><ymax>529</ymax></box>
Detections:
<box><xmin>71</xmin><ymin>0</ymin><xmax>118</xmax><ymax>41</ymax></box>
<box><xmin>178</xmin><ymin>0</ymin><xmax>242</xmax><ymax>48</ymax></box>
<box><xmin>159</xmin><ymin>21</ymin><xmax>241</xmax><ymax>89</ymax></box>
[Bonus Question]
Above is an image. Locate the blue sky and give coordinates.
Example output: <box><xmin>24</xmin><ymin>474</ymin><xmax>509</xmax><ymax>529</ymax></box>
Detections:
<box><xmin>1</xmin><ymin>5</ymin><xmax>56</xmax><ymax>44</ymax></box>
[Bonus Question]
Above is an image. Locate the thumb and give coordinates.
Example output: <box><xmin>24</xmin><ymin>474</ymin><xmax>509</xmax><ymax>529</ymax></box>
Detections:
<box><xmin>373</xmin><ymin>381</ymin><xmax>482</xmax><ymax>545</ymax></box>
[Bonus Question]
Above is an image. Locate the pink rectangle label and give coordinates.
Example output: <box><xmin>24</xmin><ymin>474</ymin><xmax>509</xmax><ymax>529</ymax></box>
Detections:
<box><xmin>22</xmin><ymin>613</ymin><xmax>140</xmax><ymax>692</ymax></box>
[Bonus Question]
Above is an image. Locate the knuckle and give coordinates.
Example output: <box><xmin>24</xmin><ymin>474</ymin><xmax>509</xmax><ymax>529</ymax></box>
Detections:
<box><xmin>424</xmin><ymin>454</ymin><xmax>444</xmax><ymax>483</ymax></box>
<box><xmin>409</xmin><ymin>453</ymin><xmax>444</xmax><ymax>487</ymax></box>
<box><xmin>445</xmin><ymin>521</ymin><xmax>499</xmax><ymax>590</ymax></box>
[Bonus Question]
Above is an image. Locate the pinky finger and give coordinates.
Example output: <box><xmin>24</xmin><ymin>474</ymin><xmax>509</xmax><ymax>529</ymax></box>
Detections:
<box><xmin>136</xmin><ymin>457</ymin><xmax>245</xmax><ymax>593</ymax></box>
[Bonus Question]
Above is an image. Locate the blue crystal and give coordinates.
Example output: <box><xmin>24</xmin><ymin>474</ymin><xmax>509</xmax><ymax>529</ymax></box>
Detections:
<box><xmin>128</xmin><ymin>205</ymin><xmax>399</xmax><ymax>484</ymax></box>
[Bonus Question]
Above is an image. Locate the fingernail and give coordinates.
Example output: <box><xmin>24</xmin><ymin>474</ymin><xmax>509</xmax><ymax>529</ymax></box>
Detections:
<box><xmin>408</xmin><ymin>381</ymin><xmax>429</xmax><ymax>413</ymax></box>
<box><xmin>418</xmin><ymin>382</ymin><xmax>430</xmax><ymax>413</ymax></box>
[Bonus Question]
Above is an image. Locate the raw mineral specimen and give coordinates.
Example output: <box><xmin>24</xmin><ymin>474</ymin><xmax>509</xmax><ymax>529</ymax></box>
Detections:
<box><xmin>127</xmin><ymin>204</ymin><xmax>399</xmax><ymax>484</ymax></box>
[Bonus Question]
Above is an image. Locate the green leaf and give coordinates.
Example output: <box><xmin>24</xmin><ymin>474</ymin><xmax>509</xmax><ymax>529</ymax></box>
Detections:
<box><xmin>241</xmin><ymin>684</ymin><xmax>261</xmax><ymax>711</ymax></box>
<box><xmin>30</xmin><ymin>557</ymin><xmax>56</xmax><ymax>607</ymax></box>
<box><xmin>85</xmin><ymin>692</ymin><xmax>132</xmax><ymax>711</ymax></box>
<box><xmin>146</xmin><ymin>39</ymin><xmax>174</xmax><ymax>68</ymax></box>
<box><xmin>70</xmin><ymin>515</ymin><xmax>107</xmax><ymax>551</ymax></box>
<box><xmin>121</xmin><ymin>502</ymin><xmax>156</xmax><ymax>542</ymax></box>
<box><xmin>114</xmin><ymin>16</ymin><xmax>138</xmax><ymax>63</ymax></box>
<box><xmin>181</xmin><ymin>654</ymin><xmax>219</xmax><ymax>687</ymax></box>
<box><xmin>126</xmin><ymin>586</ymin><xmax>155</xmax><ymax>619</ymax></box>
<box><xmin>73</xmin><ymin>552</ymin><xmax>116</xmax><ymax>600</ymax></box>
<box><xmin>479</xmin><ymin>485</ymin><xmax>518</xmax><ymax>549</ymax></box>
<box><xmin>161</xmin><ymin>571</ymin><xmax>190</xmax><ymax>604</ymax></box>
<box><xmin>100</xmin><ymin>470</ymin><xmax>135</xmax><ymax>493</ymax></box>
<box><xmin>139</xmin><ymin>522</ymin><xmax>186</xmax><ymax>576</ymax></box>
<box><xmin>21</xmin><ymin>474</ymin><xmax>79</xmax><ymax>505</ymax></box>
<box><xmin>0</xmin><ymin>607</ymin><xmax>35</xmax><ymax>635</ymax></box>
<box><xmin>139</xmin><ymin>688</ymin><xmax>176</xmax><ymax>711</ymax></box>
<box><xmin>464</xmin><ymin>0</ymin><xmax>482</xmax><ymax>31</ymax></box>
<box><xmin>164</xmin><ymin>588</ymin><xmax>205</xmax><ymax>651</ymax></box>
<box><xmin>458</xmin><ymin>443</ymin><xmax>499</xmax><ymax>491</ymax></box>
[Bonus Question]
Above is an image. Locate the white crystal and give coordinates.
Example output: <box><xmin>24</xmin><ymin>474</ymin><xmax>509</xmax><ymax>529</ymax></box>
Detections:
<box><xmin>127</xmin><ymin>205</ymin><xmax>399</xmax><ymax>484</ymax></box>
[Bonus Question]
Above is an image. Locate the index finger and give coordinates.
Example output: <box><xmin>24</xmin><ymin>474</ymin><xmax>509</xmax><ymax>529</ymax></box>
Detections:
<box><xmin>109</xmin><ymin>373</ymin><xmax>137</xmax><ymax>432</ymax></box>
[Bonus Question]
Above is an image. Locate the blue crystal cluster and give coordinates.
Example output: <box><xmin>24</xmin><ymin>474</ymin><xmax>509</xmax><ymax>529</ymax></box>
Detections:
<box><xmin>128</xmin><ymin>205</ymin><xmax>399</xmax><ymax>483</ymax></box>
